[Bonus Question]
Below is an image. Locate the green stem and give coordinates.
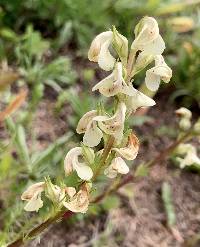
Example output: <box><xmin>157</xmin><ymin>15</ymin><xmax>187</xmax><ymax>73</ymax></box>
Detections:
<box><xmin>93</xmin><ymin>136</ymin><xmax>115</xmax><ymax>180</ymax></box>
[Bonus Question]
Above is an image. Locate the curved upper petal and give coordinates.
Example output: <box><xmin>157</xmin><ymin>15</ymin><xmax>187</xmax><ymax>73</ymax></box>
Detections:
<box><xmin>88</xmin><ymin>31</ymin><xmax>115</xmax><ymax>71</ymax></box>
<box><xmin>98</xmin><ymin>39</ymin><xmax>116</xmax><ymax>71</ymax></box>
<box><xmin>76</xmin><ymin>110</ymin><xmax>97</xmax><ymax>134</ymax></box>
<box><xmin>64</xmin><ymin>147</ymin><xmax>82</xmax><ymax>175</ymax></box>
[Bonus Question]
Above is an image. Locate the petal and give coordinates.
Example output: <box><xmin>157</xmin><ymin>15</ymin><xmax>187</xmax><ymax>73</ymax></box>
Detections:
<box><xmin>175</xmin><ymin>107</ymin><xmax>192</xmax><ymax>119</ymax></box>
<box><xmin>64</xmin><ymin>147</ymin><xmax>82</xmax><ymax>175</ymax></box>
<box><xmin>24</xmin><ymin>193</ymin><xmax>43</xmax><ymax>212</ymax></box>
<box><xmin>88</xmin><ymin>31</ymin><xmax>113</xmax><ymax>62</ymax></box>
<box><xmin>65</xmin><ymin>187</ymin><xmax>76</xmax><ymax>198</ymax></box>
<box><xmin>92</xmin><ymin>62</ymin><xmax>125</xmax><ymax>97</ymax></box>
<box><xmin>73</xmin><ymin>159</ymin><xmax>93</xmax><ymax>181</ymax></box>
<box><xmin>76</xmin><ymin>110</ymin><xmax>97</xmax><ymax>134</ymax></box>
<box><xmin>124</xmin><ymin>86</ymin><xmax>156</xmax><ymax>111</ymax></box>
<box><xmin>145</xmin><ymin>70</ymin><xmax>160</xmax><ymax>91</ymax></box>
<box><xmin>21</xmin><ymin>182</ymin><xmax>45</xmax><ymax>201</ymax></box>
<box><xmin>98</xmin><ymin>39</ymin><xmax>116</xmax><ymax>71</ymax></box>
<box><xmin>63</xmin><ymin>190</ymin><xmax>89</xmax><ymax>213</ymax></box>
<box><xmin>113</xmin><ymin>133</ymin><xmax>139</xmax><ymax>160</ymax></box>
<box><xmin>143</xmin><ymin>35</ymin><xmax>165</xmax><ymax>55</ymax></box>
<box><xmin>111</xmin><ymin>157</ymin><xmax>129</xmax><ymax>174</ymax></box>
<box><xmin>132</xmin><ymin>17</ymin><xmax>159</xmax><ymax>48</ymax></box>
<box><xmin>83</xmin><ymin>122</ymin><xmax>103</xmax><ymax>147</ymax></box>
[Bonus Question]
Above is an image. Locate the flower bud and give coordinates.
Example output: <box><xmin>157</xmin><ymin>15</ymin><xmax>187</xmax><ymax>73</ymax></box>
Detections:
<box><xmin>45</xmin><ymin>177</ymin><xmax>65</xmax><ymax>205</ymax></box>
<box><xmin>179</xmin><ymin>118</ymin><xmax>191</xmax><ymax>131</ymax></box>
<box><xmin>112</xmin><ymin>26</ymin><xmax>128</xmax><ymax>66</ymax></box>
<box><xmin>175</xmin><ymin>107</ymin><xmax>192</xmax><ymax>119</ymax></box>
<box><xmin>81</xmin><ymin>144</ymin><xmax>95</xmax><ymax>165</ymax></box>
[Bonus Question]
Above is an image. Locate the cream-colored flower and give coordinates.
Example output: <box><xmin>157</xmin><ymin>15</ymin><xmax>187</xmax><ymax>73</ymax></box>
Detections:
<box><xmin>63</xmin><ymin>184</ymin><xmax>90</xmax><ymax>213</ymax></box>
<box><xmin>145</xmin><ymin>55</ymin><xmax>172</xmax><ymax>91</ymax></box>
<box><xmin>104</xmin><ymin>157</ymin><xmax>129</xmax><ymax>178</ymax></box>
<box><xmin>176</xmin><ymin>143</ymin><xmax>200</xmax><ymax>169</ymax></box>
<box><xmin>123</xmin><ymin>86</ymin><xmax>156</xmax><ymax>113</ymax></box>
<box><xmin>76</xmin><ymin>110</ymin><xmax>103</xmax><ymax>147</ymax></box>
<box><xmin>177</xmin><ymin>150</ymin><xmax>200</xmax><ymax>169</ymax></box>
<box><xmin>175</xmin><ymin>107</ymin><xmax>192</xmax><ymax>131</ymax></box>
<box><xmin>131</xmin><ymin>16</ymin><xmax>165</xmax><ymax>56</ymax></box>
<box><xmin>175</xmin><ymin>107</ymin><xmax>192</xmax><ymax>119</ymax></box>
<box><xmin>64</xmin><ymin>147</ymin><xmax>94</xmax><ymax>181</ymax></box>
<box><xmin>94</xmin><ymin>102</ymin><xmax>126</xmax><ymax>143</ymax></box>
<box><xmin>77</xmin><ymin>103</ymin><xmax>126</xmax><ymax>146</ymax></box>
<box><xmin>21</xmin><ymin>182</ymin><xmax>45</xmax><ymax>212</ymax></box>
<box><xmin>92</xmin><ymin>62</ymin><xmax>127</xmax><ymax>97</ymax></box>
<box><xmin>112</xmin><ymin>133</ymin><xmax>139</xmax><ymax>160</ymax></box>
<box><xmin>176</xmin><ymin>143</ymin><xmax>195</xmax><ymax>155</ymax></box>
<box><xmin>88</xmin><ymin>31</ymin><xmax>115</xmax><ymax>71</ymax></box>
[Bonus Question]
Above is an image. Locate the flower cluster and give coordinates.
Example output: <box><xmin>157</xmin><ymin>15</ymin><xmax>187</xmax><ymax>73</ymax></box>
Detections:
<box><xmin>21</xmin><ymin>17</ymin><xmax>172</xmax><ymax>214</ymax></box>
<box><xmin>174</xmin><ymin>107</ymin><xmax>200</xmax><ymax>169</ymax></box>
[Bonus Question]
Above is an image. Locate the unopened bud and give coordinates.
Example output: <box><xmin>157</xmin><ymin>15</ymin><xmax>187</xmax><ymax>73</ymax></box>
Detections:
<box><xmin>45</xmin><ymin>177</ymin><xmax>65</xmax><ymax>204</ymax></box>
<box><xmin>179</xmin><ymin>118</ymin><xmax>191</xmax><ymax>131</ymax></box>
<box><xmin>112</xmin><ymin>26</ymin><xmax>128</xmax><ymax>65</ymax></box>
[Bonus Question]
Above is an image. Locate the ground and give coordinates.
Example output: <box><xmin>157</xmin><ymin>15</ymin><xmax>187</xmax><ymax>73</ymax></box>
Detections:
<box><xmin>25</xmin><ymin>92</ymin><xmax>200</xmax><ymax>247</ymax></box>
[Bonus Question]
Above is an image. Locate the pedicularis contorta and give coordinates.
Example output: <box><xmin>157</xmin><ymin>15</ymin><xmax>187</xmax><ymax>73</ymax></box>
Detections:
<box><xmin>21</xmin><ymin>16</ymin><xmax>172</xmax><ymax>214</ymax></box>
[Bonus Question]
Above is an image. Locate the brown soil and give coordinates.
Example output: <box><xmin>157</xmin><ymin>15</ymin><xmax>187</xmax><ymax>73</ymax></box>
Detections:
<box><xmin>25</xmin><ymin>94</ymin><xmax>200</xmax><ymax>247</ymax></box>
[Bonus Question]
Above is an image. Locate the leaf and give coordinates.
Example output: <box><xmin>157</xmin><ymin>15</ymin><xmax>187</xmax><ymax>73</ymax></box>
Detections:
<box><xmin>101</xmin><ymin>195</ymin><xmax>121</xmax><ymax>210</ymax></box>
<box><xmin>0</xmin><ymin>89</ymin><xmax>27</xmax><ymax>122</ymax></box>
<box><xmin>162</xmin><ymin>182</ymin><xmax>176</xmax><ymax>227</ymax></box>
<box><xmin>135</xmin><ymin>163</ymin><xmax>149</xmax><ymax>177</ymax></box>
<box><xmin>0</xmin><ymin>152</ymin><xmax>12</xmax><ymax>180</ymax></box>
<box><xmin>16</xmin><ymin>125</ymin><xmax>30</xmax><ymax>166</ymax></box>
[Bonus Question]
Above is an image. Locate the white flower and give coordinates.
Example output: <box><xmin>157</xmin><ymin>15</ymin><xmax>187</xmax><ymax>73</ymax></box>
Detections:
<box><xmin>104</xmin><ymin>157</ymin><xmax>129</xmax><ymax>178</ymax></box>
<box><xmin>131</xmin><ymin>16</ymin><xmax>165</xmax><ymax>56</ymax></box>
<box><xmin>175</xmin><ymin>107</ymin><xmax>192</xmax><ymax>131</ymax></box>
<box><xmin>64</xmin><ymin>147</ymin><xmax>94</xmax><ymax>181</ymax></box>
<box><xmin>21</xmin><ymin>182</ymin><xmax>45</xmax><ymax>212</ymax></box>
<box><xmin>123</xmin><ymin>85</ymin><xmax>156</xmax><ymax>113</ymax></box>
<box><xmin>76</xmin><ymin>103</ymin><xmax>126</xmax><ymax>147</ymax></box>
<box><xmin>94</xmin><ymin>102</ymin><xmax>126</xmax><ymax>143</ymax></box>
<box><xmin>63</xmin><ymin>184</ymin><xmax>90</xmax><ymax>213</ymax></box>
<box><xmin>175</xmin><ymin>107</ymin><xmax>192</xmax><ymax>119</ymax></box>
<box><xmin>176</xmin><ymin>143</ymin><xmax>200</xmax><ymax>169</ymax></box>
<box><xmin>145</xmin><ymin>55</ymin><xmax>172</xmax><ymax>91</ymax></box>
<box><xmin>76</xmin><ymin>110</ymin><xmax>103</xmax><ymax>147</ymax></box>
<box><xmin>88</xmin><ymin>31</ymin><xmax>115</xmax><ymax>71</ymax></box>
<box><xmin>176</xmin><ymin>143</ymin><xmax>196</xmax><ymax>155</ymax></box>
<box><xmin>92</xmin><ymin>62</ymin><xmax>127</xmax><ymax>97</ymax></box>
<box><xmin>112</xmin><ymin>133</ymin><xmax>139</xmax><ymax>160</ymax></box>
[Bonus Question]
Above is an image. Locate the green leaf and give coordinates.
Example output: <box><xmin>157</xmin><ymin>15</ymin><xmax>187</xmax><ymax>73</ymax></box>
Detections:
<box><xmin>101</xmin><ymin>195</ymin><xmax>121</xmax><ymax>211</ymax></box>
<box><xmin>162</xmin><ymin>182</ymin><xmax>176</xmax><ymax>227</ymax></box>
<box><xmin>16</xmin><ymin>125</ymin><xmax>30</xmax><ymax>166</ymax></box>
<box><xmin>0</xmin><ymin>152</ymin><xmax>12</xmax><ymax>180</ymax></box>
<box><xmin>135</xmin><ymin>163</ymin><xmax>149</xmax><ymax>177</ymax></box>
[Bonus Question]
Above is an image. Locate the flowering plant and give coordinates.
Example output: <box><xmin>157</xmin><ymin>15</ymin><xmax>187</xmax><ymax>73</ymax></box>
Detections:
<box><xmin>9</xmin><ymin>16</ymin><xmax>175</xmax><ymax>246</ymax></box>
